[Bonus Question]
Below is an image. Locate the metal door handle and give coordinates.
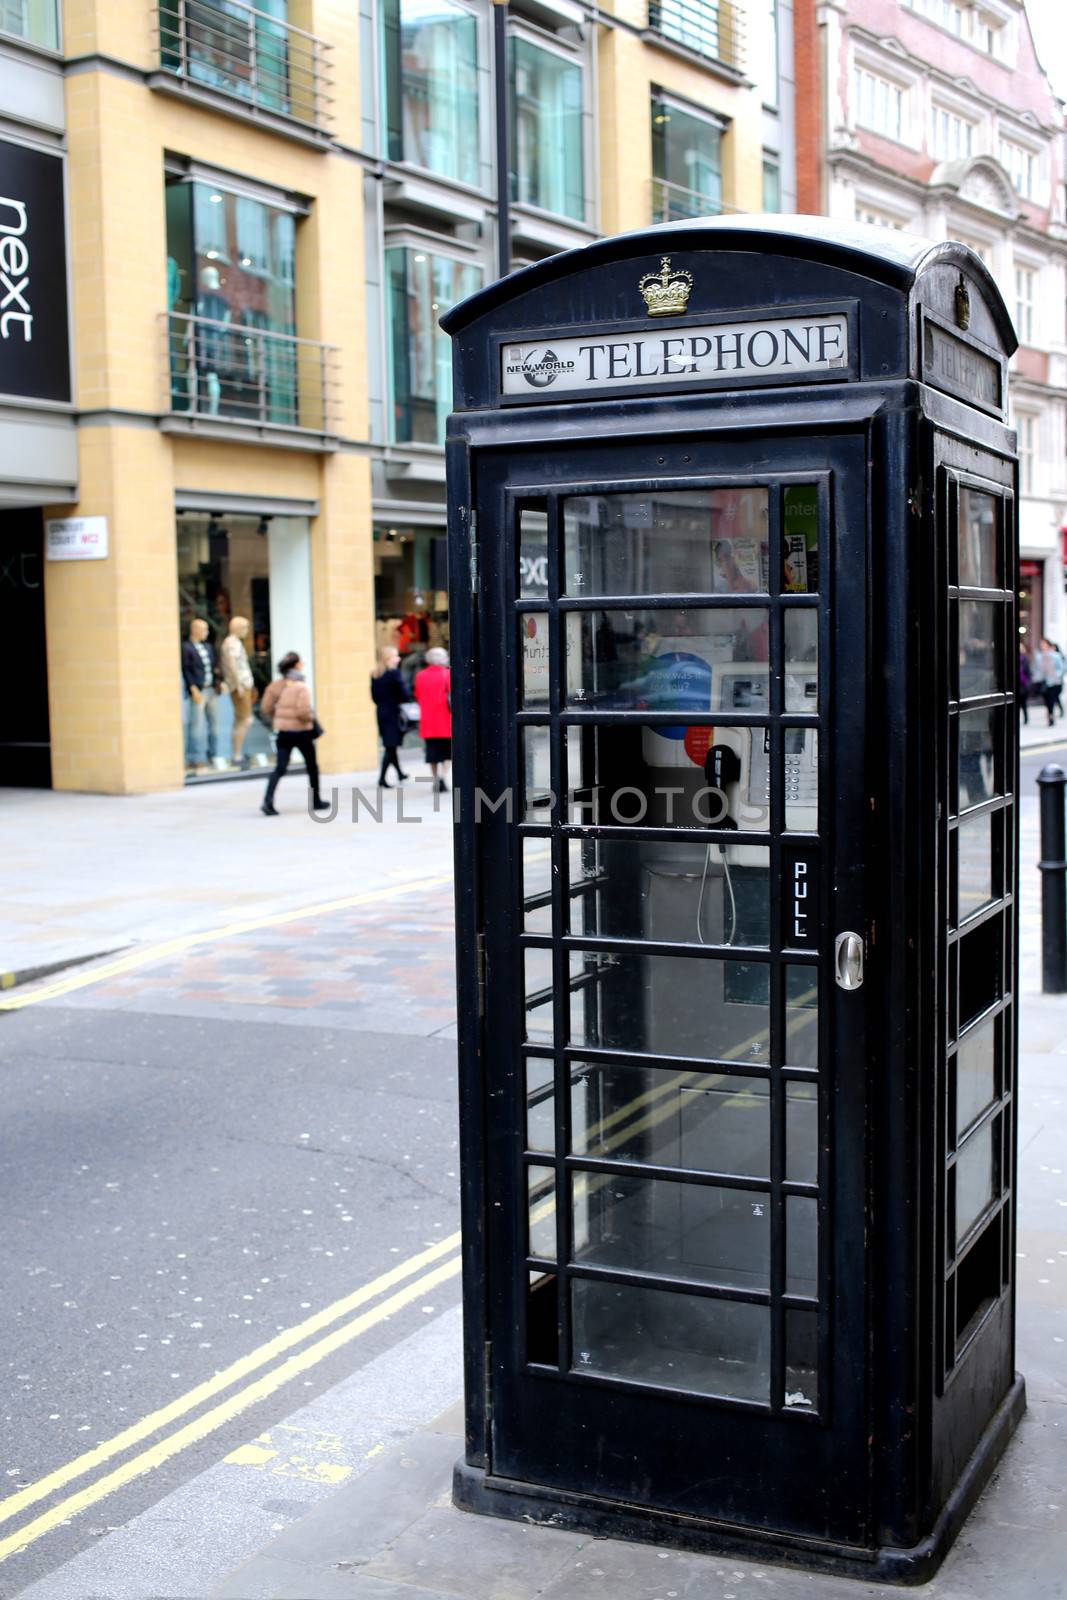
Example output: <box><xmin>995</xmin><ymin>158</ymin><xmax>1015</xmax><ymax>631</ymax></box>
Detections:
<box><xmin>835</xmin><ymin>932</ymin><xmax>864</xmax><ymax>991</ymax></box>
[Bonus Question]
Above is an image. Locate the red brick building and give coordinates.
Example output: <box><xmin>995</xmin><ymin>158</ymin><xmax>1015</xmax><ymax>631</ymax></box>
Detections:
<box><xmin>795</xmin><ymin>0</ymin><xmax>1067</xmax><ymax>654</ymax></box>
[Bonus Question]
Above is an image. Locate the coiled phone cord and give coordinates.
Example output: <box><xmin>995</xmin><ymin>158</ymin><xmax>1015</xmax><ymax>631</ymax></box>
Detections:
<box><xmin>696</xmin><ymin>844</ymin><xmax>737</xmax><ymax>948</ymax></box>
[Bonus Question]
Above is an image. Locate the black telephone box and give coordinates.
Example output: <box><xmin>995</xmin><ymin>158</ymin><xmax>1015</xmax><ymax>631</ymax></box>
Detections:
<box><xmin>441</xmin><ymin>216</ymin><xmax>1023</xmax><ymax>1583</ymax></box>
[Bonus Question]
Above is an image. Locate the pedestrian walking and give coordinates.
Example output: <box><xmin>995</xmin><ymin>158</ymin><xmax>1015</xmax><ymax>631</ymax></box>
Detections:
<box><xmin>414</xmin><ymin>645</ymin><xmax>452</xmax><ymax>793</ymax></box>
<box><xmin>259</xmin><ymin>652</ymin><xmax>329</xmax><ymax>815</ymax></box>
<box><xmin>1018</xmin><ymin>645</ymin><xmax>1031</xmax><ymax>725</ymax></box>
<box><xmin>371</xmin><ymin>646</ymin><xmax>410</xmax><ymax>788</ymax></box>
<box><xmin>1032</xmin><ymin>636</ymin><xmax>1065</xmax><ymax>727</ymax></box>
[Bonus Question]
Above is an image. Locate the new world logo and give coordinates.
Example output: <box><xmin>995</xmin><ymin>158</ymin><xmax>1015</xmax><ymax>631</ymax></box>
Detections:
<box><xmin>505</xmin><ymin>346</ymin><xmax>576</xmax><ymax>388</ymax></box>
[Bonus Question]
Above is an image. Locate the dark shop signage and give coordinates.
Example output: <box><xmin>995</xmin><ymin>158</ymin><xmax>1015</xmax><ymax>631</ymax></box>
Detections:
<box><xmin>0</xmin><ymin>139</ymin><xmax>71</xmax><ymax>404</ymax></box>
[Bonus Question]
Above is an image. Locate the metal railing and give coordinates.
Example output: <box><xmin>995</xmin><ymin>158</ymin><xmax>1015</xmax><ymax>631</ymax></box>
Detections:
<box><xmin>164</xmin><ymin>312</ymin><xmax>339</xmax><ymax>434</ymax></box>
<box><xmin>156</xmin><ymin>0</ymin><xmax>333</xmax><ymax>131</ymax></box>
<box><xmin>650</xmin><ymin>176</ymin><xmax>725</xmax><ymax>224</ymax></box>
<box><xmin>647</xmin><ymin>0</ymin><xmax>745</xmax><ymax>73</ymax></box>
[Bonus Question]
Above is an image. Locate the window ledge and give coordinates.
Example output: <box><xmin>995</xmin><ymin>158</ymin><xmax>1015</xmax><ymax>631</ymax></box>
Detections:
<box><xmin>160</xmin><ymin>413</ymin><xmax>339</xmax><ymax>453</ymax></box>
<box><xmin>638</xmin><ymin>28</ymin><xmax>748</xmax><ymax>88</ymax></box>
<box><xmin>147</xmin><ymin>71</ymin><xmax>333</xmax><ymax>150</ymax></box>
<box><xmin>511</xmin><ymin>205</ymin><xmax>598</xmax><ymax>253</ymax></box>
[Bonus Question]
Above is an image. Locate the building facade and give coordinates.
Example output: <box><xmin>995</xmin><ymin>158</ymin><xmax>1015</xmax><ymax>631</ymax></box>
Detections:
<box><xmin>1</xmin><ymin>0</ymin><xmax>788</xmax><ymax>794</ymax></box>
<box><xmin>795</xmin><ymin>0</ymin><xmax>1067</xmax><ymax>655</ymax></box>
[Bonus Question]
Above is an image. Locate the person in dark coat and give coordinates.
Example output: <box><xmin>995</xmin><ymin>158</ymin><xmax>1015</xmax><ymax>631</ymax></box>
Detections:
<box><xmin>371</xmin><ymin>647</ymin><xmax>410</xmax><ymax>787</ymax></box>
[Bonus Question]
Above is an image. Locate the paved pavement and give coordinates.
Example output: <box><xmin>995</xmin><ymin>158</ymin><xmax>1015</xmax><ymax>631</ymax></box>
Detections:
<box><xmin>0</xmin><ymin>765</ymin><xmax>452</xmax><ymax>983</ymax></box>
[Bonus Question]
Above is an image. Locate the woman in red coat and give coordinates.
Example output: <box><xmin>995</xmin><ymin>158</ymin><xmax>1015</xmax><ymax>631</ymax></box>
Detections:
<box><xmin>414</xmin><ymin>646</ymin><xmax>452</xmax><ymax>794</ymax></box>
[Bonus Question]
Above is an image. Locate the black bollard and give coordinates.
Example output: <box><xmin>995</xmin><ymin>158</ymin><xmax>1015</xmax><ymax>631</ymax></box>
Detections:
<box><xmin>1037</xmin><ymin>764</ymin><xmax>1067</xmax><ymax>994</ymax></box>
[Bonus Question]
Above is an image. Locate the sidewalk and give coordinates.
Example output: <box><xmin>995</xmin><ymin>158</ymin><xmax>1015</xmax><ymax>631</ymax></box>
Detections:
<box><xmin>0</xmin><ymin>767</ymin><xmax>453</xmax><ymax>983</ymax></box>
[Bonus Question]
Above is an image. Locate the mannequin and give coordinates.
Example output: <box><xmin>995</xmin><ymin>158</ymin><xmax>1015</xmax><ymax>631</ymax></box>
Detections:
<box><xmin>180</xmin><ymin>616</ymin><xmax>221</xmax><ymax>773</ymax></box>
<box><xmin>193</xmin><ymin>263</ymin><xmax>229</xmax><ymax>415</ymax></box>
<box><xmin>221</xmin><ymin>615</ymin><xmax>257</xmax><ymax>767</ymax></box>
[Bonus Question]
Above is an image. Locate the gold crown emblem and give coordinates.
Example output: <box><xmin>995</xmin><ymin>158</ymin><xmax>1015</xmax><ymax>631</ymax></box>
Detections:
<box><xmin>639</xmin><ymin>255</ymin><xmax>694</xmax><ymax>317</ymax></box>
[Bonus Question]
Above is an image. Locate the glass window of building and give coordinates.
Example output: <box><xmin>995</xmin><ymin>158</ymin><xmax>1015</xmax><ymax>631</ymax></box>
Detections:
<box><xmin>853</xmin><ymin>66</ymin><xmax>905</xmax><ymax>142</ymax></box>
<box><xmin>509</xmin><ymin>36</ymin><xmax>584</xmax><ymax>222</ymax></box>
<box><xmin>176</xmin><ymin>512</ymin><xmax>314</xmax><ymax>781</ymax></box>
<box><xmin>1000</xmin><ymin>138</ymin><xmax>1036</xmax><ymax>198</ymax></box>
<box><xmin>1015</xmin><ymin>412</ymin><xmax>1036</xmax><ymax>495</ymax></box>
<box><xmin>0</xmin><ymin>0</ymin><xmax>57</xmax><ymax>49</ymax></box>
<box><xmin>762</xmin><ymin>155</ymin><xmax>780</xmax><ymax>212</ymax></box>
<box><xmin>383</xmin><ymin>0</ymin><xmax>480</xmax><ymax>187</ymax></box>
<box><xmin>385</xmin><ymin>246</ymin><xmax>483</xmax><ymax>445</ymax></box>
<box><xmin>165</xmin><ymin>176</ymin><xmax>298</xmax><ymax>427</ymax></box>
<box><xmin>1014</xmin><ymin>265</ymin><xmax>1036</xmax><ymax>344</ymax></box>
<box><xmin>159</xmin><ymin>0</ymin><xmax>304</xmax><ymax>120</ymax></box>
<box><xmin>651</xmin><ymin>96</ymin><xmax>723</xmax><ymax>223</ymax></box>
<box><xmin>930</xmin><ymin>105</ymin><xmax>975</xmax><ymax>161</ymax></box>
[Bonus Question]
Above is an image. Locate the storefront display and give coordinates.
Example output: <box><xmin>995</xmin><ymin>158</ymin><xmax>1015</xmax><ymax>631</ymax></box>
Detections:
<box><xmin>374</xmin><ymin>525</ymin><xmax>448</xmax><ymax>684</ymax></box>
<box><xmin>176</xmin><ymin>510</ymin><xmax>313</xmax><ymax>780</ymax></box>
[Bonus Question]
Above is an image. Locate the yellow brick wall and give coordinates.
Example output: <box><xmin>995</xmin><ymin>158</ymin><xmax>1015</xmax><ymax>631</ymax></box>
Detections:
<box><xmin>53</xmin><ymin>0</ymin><xmax>374</xmax><ymax>791</ymax></box>
<box><xmin>597</xmin><ymin>3</ymin><xmax>765</xmax><ymax>238</ymax></box>
<box><xmin>44</xmin><ymin>427</ymin><xmax>182</xmax><ymax>793</ymax></box>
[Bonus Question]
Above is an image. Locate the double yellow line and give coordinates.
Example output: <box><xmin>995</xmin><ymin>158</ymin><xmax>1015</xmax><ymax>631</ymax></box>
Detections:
<box><xmin>0</xmin><ymin>1232</ymin><xmax>463</xmax><ymax>1563</ymax></box>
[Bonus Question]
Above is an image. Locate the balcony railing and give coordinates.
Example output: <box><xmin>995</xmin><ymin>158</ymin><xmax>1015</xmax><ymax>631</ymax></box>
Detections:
<box><xmin>651</xmin><ymin>177</ymin><xmax>725</xmax><ymax>225</ymax></box>
<box><xmin>647</xmin><ymin>0</ymin><xmax>745</xmax><ymax>74</ymax></box>
<box><xmin>164</xmin><ymin>312</ymin><xmax>339</xmax><ymax>435</ymax></box>
<box><xmin>155</xmin><ymin>0</ymin><xmax>333</xmax><ymax>132</ymax></box>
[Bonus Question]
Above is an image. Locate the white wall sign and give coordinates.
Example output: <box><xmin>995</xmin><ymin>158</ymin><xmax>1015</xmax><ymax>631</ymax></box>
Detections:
<box><xmin>501</xmin><ymin>314</ymin><xmax>849</xmax><ymax>397</ymax></box>
<box><xmin>45</xmin><ymin>516</ymin><xmax>108</xmax><ymax>561</ymax></box>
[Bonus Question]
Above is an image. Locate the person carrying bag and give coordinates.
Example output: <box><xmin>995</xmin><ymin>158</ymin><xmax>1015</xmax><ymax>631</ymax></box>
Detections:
<box><xmin>260</xmin><ymin>651</ymin><xmax>329</xmax><ymax>815</ymax></box>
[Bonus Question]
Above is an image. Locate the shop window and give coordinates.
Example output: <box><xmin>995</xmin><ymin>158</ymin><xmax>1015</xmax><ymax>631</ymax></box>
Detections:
<box><xmin>374</xmin><ymin>527</ymin><xmax>450</xmax><ymax>678</ymax></box>
<box><xmin>509</xmin><ymin>35</ymin><xmax>584</xmax><ymax>222</ymax></box>
<box><xmin>166</xmin><ymin>175</ymin><xmax>299</xmax><ymax>427</ymax></box>
<box><xmin>0</xmin><ymin>0</ymin><xmax>58</xmax><ymax>50</ymax></box>
<box><xmin>651</xmin><ymin>95</ymin><xmax>723</xmax><ymax>223</ymax></box>
<box><xmin>177</xmin><ymin>512</ymin><xmax>313</xmax><ymax>780</ymax></box>
<box><xmin>383</xmin><ymin>0</ymin><xmax>480</xmax><ymax>186</ymax></box>
<box><xmin>385</xmin><ymin>246</ymin><xmax>483</xmax><ymax>446</ymax></box>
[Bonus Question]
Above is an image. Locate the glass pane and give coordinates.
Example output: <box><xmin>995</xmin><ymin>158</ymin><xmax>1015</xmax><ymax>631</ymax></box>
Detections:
<box><xmin>522</xmin><ymin>839</ymin><xmax>553</xmax><ymax>932</ymax></box>
<box><xmin>521</xmin><ymin>725</ymin><xmax>553</xmax><ymax>821</ymax></box>
<box><xmin>572</xmin><ymin>1170</ymin><xmax>770</xmax><ymax>1290</ymax></box>
<box><xmin>784</xmin><ymin>611</ymin><xmax>818</xmax><ymax>710</ymax></box>
<box><xmin>786</xmin><ymin>1082</ymin><xmax>818</xmax><ymax>1183</ymax></box>
<box><xmin>955</xmin><ymin>1123</ymin><xmax>995</xmax><ymax>1246</ymax></box>
<box><xmin>568</xmin><ymin>837</ymin><xmax>770</xmax><ymax>947</ymax></box>
<box><xmin>958</xmin><ymin>812</ymin><xmax>994</xmax><ymax>923</ymax></box>
<box><xmin>386</xmin><ymin>0</ymin><xmax>480</xmax><ymax>184</ymax></box>
<box><xmin>956</xmin><ymin>1018</ymin><xmax>996</xmax><ymax>1138</ymax></box>
<box><xmin>958</xmin><ymin>707</ymin><xmax>998</xmax><ymax>810</ymax></box>
<box><xmin>785</xmin><ymin>966</ymin><xmax>819</xmax><ymax>1066</ymax></box>
<box><xmin>959</xmin><ymin>601</ymin><xmax>1001</xmax><ymax>697</ymax></box>
<box><xmin>572</xmin><ymin>1061</ymin><xmax>770</xmax><ymax>1177</ymax></box>
<box><xmin>571</xmin><ymin>1280</ymin><xmax>769</xmax><ymax>1402</ymax></box>
<box><xmin>563</xmin><ymin>488</ymin><xmax>769</xmax><ymax>596</ymax></box>
<box><xmin>786</xmin><ymin>731</ymin><xmax>818</xmax><ymax>832</ymax></box>
<box><xmin>509</xmin><ymin>36</ymin><xmax>585</xmax><ymax>221</ymax></box>
<box><xmin>528</xmin><ymin>1165</ymin><xmax>556</xmax><ymax>1259</ymax></box>
<box><xmin>959</xmin><ymin>488</ymin><xmax>999</xmax><ymax>588</ymax></box>
<box><xmin>519</xmin><ymin>505</ymin><xmax>549</xmax><ymax>600</ymax></box>
<box><xmin>524</xmin><ymin>947</ymin><xmax>554</xmax><ymax>1042</ymax></box>
<box><xmin>782</xmin><ymin>485</ymin><xmax>820</xmax><ymax>593</ymax></box>
<box><xmin>385</xmin><ymin>247</ymin><xmax>483</xmax><ymax>445</ymax></box>
<box><xmin>786</xmin><ymin>1195</ymin><xmax>818</xmax><ymax>1297</ymax></box>
<box><xmin>521</xmin><ymin>613</ymin><xmax>550</xmax><ymax>708</ymax></box>
<box><xmin>785</xmin><ymin>1309</ymin><xmax>819</xmax><ymax>1411</ymax></box>
<box><xmin>568</xmin><ymin>949</ymin><xmax>770</xmax><ymax>1063</ymax></box>
<box><xmin>526</xmin><ymin>1056</ymin><xmax>555</xmax><ymax>1152</ymax></box>
<box><xmin>565</xmin><ymin>609</ymin><xmax>769</xmax><ymax>709</ymax></box>
<box><xmin>563</xmin><ymin>721</ymin><xmax>783</xmax><ymax>833</ymax></box>
<box><xmin>651</xmin><ymin>97</ymin><xmax>723</xmax><ymax>222</ymax></box>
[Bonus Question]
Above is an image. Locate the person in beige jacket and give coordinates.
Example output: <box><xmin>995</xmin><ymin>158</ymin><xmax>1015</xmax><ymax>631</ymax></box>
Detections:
<box><xmin>259</xmin><ymin>652</ymin><xmax>329</xmax><ymax>815</ymax></box>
